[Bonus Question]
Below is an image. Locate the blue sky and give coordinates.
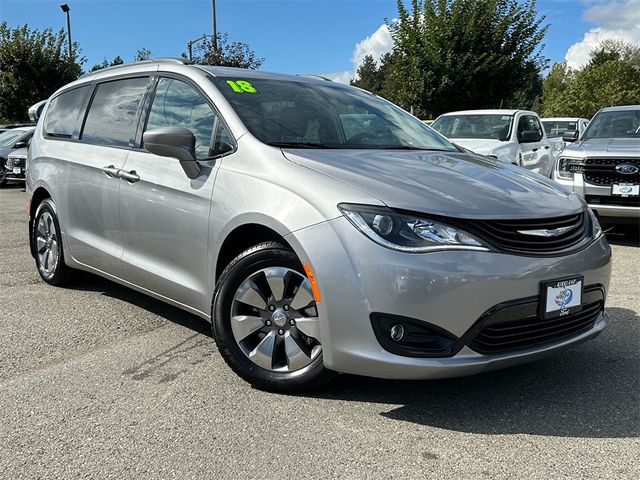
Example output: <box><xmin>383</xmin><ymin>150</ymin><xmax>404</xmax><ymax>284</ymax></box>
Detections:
<box><xmin>1</xmin><ymin>0</ymin><xmax>638</xmax><ymax>80</ymax></box>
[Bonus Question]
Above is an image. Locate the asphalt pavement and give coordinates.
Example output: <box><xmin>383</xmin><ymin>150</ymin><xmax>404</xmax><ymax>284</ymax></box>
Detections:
<box><xmin>1</xmin><ymin>184</ymin><xmax>638</xmax><ymax>479</ymax></box>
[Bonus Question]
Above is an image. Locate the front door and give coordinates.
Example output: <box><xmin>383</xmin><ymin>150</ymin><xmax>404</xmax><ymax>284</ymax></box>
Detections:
<box><xmin>118</xmin><ymin>76</ymin><xmax>234</xmax><ymax>313</ymax></box>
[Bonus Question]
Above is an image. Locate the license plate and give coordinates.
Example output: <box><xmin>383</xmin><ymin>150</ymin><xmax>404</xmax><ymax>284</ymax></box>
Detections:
<box><xmin>540</xmin><ymin>276</ymin><xmax>583</xmax><ymax>319</ymax></box>
<box><xmin>612</xmin><ymin>184</ymin><xmax>639</xmax><ymax>196</ymax></box>
<box><xmin>13</xmin><ymin>167</ymin><xmax>21</xmax><ymax>175</ymax></box>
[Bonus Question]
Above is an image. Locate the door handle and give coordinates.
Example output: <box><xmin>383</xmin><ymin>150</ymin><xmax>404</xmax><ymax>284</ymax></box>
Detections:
<box><xmin>120</xmin><ymin>170</ymin><xmax>140</xmax><ymax>183</ymax></box>
<box><xmin>102</xmin><ymin>165</ymin><xmax>121</xmax><ymax>177</ymax></box>
<box><xmin>544</xmin><ymin>146</ymin><xmax>550</xmax><ymax>149</ymax></box>
<box><xmin>532</xmin><ymin>148</ymin><xmax>539</xmax><ymax>152</ymax></box>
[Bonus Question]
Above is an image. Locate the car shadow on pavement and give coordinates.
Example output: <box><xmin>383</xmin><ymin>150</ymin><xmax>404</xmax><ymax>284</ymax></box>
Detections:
<box><xmin>308</xmin><ymin>306</ymin><xmax>639</xmax><ymax>439</ymax></box>
<box><xmin>603</xmin><ymin>224</ymin><xmax>639</xmax><ymax>247</ymax></box>
<box><xmin>65</xmin><ymin>271</ymin><xmax>212</xmax><ymax>337</ymax></box>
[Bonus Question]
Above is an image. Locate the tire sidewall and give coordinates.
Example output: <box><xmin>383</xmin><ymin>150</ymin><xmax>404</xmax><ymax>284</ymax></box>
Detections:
<box><xmin>33</xmin><ymin>198</ymin><xmax>66</xmax><ymax>285</ymax></box>
<box><xmin>212</xmin><ymin>244</ymin><xmax>330</xmax><ymax>391</ymax></box>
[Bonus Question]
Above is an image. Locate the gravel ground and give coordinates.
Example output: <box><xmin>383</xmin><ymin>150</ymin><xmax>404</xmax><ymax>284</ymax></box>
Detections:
<box><xmin>1</xmin><ymin>184</ymin><xmax>638</xmax><ymax>479</ymax></box>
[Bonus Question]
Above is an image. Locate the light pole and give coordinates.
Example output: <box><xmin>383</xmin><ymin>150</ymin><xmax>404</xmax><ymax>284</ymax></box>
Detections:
<box><xmin>187</xmin><ymin>34</ymin><xmax>209</xmax><ymax>62</ymax></box>
<box><xmin>212</xmin><ymin>0</ymin><xmax>218</xmax><ymax>53</ymax></box>
<box><xmin>60</xmin><ymin>3</ymin><xmax>72</xmax><ymax>60</ymax></box>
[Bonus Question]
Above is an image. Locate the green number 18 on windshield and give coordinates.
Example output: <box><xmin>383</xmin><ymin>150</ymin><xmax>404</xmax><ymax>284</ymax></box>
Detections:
<box><xmin>227</xmin><ymin>80</ymin><xmax>257</xmax><ymax>93</ymax></box>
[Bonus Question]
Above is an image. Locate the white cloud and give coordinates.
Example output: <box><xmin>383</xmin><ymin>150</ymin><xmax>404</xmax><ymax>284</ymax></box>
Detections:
<box><xmin>323</xmin><ymin>23</ymin><xmax>393</xmax><ymax>84</ymax></box>
<box><xmin>565</xmin><ymin>0</ymin><xmax>640</xmax><ymax>69</ymax></box>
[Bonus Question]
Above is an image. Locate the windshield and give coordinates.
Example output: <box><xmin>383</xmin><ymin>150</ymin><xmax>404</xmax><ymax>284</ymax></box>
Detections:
<box><xmin>431</xmin><ymin>114</ymin><xmax>513</xmax><ymax>141</ymax></box>
<box><xmin>582</xmin><ymin>109</ymin><xmax>640</xmax><ymax>140</ymax></box>
<box><xmin>211</xmin><ymin>77</ymin><xmax>456</xmax><ymax>151</ymax></box>
<box><xmin>0</xmin><ymin>130</ymin><xmax>25</xmax><ymax>147</ymax></box>
<box><xmin>542</xmin><ymin>120</ymin><xmax>578</xmax><ymax>138</ymax></box>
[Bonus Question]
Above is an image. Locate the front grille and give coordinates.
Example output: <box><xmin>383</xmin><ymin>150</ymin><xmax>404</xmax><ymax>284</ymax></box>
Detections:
<box><xmin>467</xmin><ymin>286</ymin><xmax>604</xmax><ymax>355</ymax></box>
<box><xmin>583</xmin><ymin>157</ymin><xmax>640</xmax><ymax>186</ymax></box>
<box><xmin>586</xmin><ymin>194</ymin><xmax>640</xmax><ymax>208</ymax></box>
<box><xmin>465</xmin><ymin>212</ymin><xmax>590</xmax><ymax>256</ymax></box>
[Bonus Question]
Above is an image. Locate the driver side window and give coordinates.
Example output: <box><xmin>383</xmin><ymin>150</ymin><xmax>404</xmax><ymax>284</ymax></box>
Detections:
<box><xmin>146</xmin><ymin>77</ymin><xmax>232</xmax><ymax>159</ymax></box>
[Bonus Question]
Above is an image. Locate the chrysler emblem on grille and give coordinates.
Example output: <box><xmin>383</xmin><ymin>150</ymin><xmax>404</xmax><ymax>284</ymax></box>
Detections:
<box><xmin>517</xmin><ymin>225</ymin><xmax>575</xmax><ymax>237</ymax></box>
<box><xmin>615</xmin><ymin>163</ymin><xmax>639</xmax><ymax>175</ymax></box>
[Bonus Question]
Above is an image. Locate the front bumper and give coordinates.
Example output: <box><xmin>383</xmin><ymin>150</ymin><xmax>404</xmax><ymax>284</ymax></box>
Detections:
<box><xmin>287</xmin><ymin>216</ymin><xmax>612</xmax><ymax>380</ymax></box>
<box><xmin>553</xmin><ymin>173</ymin><xmax>640</xmax><ymax>219</ymax></box>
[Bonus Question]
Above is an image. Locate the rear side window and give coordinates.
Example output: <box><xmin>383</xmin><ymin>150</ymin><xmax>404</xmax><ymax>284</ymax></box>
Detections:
<box><xmin>44</xmin><ymin>86</ymin><xmax>90</xmax><ymax>138</ymax></box>
<box><xmin>81</xmin><ymin>77</ymin><xmax>149</xmax><ymax>147</ymax></box>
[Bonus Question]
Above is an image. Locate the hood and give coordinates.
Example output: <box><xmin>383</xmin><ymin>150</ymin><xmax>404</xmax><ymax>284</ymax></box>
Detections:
<box><xmin>566</xmin><ymin>137</ymin><xmax>640</xmax><ymax>157</ymax></box>
<box><xmin>283</xmin><ymin>149</ymin><xmax>584</xmax><ymax>220</ymax></box>
<box><xmin>0</xmin><ymin>146</ymin><xmax>11</xmax><ymax>159</ymax></box>
<box><xmin>7</xmin><ymin>147</ymin><xmax>28</xmax><ymax>159</ymax></box>
<box><xmin>447</xmin><ymin>138</ymin><xmax>507</xmax><ymax>155</ymax></box>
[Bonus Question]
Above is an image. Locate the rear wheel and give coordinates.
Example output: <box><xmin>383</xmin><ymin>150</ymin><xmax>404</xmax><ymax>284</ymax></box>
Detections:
<box><xmin>33</xmin><ymin>198</ymin><xmax>74</xmax><ymax>286</ymax></box>
<box><xmin>212</xmin><ymin>242</ymin><xmax>335</xmax><ymax>392</ymax></box>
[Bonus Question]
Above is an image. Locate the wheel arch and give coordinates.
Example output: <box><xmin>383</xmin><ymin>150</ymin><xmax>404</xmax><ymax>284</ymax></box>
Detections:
<box><xmin>28</xmin><ymin>186</ymin><xmax>53</xmax><ymax>258</ymax></box>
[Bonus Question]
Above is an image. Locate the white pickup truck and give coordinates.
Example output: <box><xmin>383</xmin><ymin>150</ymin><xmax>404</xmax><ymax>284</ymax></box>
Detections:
<box><xmin>431</xmin><ymin>109</ymin><xmax>554</xmax><ymax>177</ymax></box>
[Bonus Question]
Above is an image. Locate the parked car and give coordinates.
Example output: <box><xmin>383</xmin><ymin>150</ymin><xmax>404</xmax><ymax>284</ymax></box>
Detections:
<box><xmin>553</xmin><ymin>105</ymin><xmax>639</xmax><ymax>222</ymax></box>
<box><xmin>431</xmin><ymin>109</ymin><xmax>554</xmax><ymax>177</ymax></box>
<box><xmin>0</xmin><ymin>126</ymin><xmax>35</xmax><ymax>186</ymax></box>
<box><xmin>0</xmin><ymin>123</ymin><xmax>35</xmax><ymax>134</ymax></box>
<box><xmin>27</xmin><ymin>59</ymin><xmax>611</xmax><ymax>391</ymax></box>
<box><xmin>5</xmin><ymin>147</ymin><xmax>28</xmax><ymax>183</ymax></box>
<box><xmin>542</xmin><ymin>117</ymin><xmax>590</xmax><ymax>158</ymax></box>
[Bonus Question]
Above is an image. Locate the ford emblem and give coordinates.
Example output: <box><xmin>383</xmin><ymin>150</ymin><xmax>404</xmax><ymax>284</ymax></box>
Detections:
<box><xmin>615</xmin><ymin>163</ymin><xmax>639</xmax><ymax>175</ymax></box>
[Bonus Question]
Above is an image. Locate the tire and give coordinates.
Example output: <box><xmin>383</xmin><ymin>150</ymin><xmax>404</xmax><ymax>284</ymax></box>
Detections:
<box><xmin>0</xmin><ymin>165</ymin><xmax>7</xmax><ymax>187</ymax></box>
<box><xmin>212</xmin><ymin>242</ymin><xmax>335</xmax><ymax>392</ymax></box>
<box><xmin>32</xmin><ymin>198</ymin><xmax>74</xmax><ymax>286</ymax></box>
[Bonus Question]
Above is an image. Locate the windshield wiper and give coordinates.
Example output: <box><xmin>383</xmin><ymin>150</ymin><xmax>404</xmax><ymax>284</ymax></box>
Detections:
<box><xmin>268</xmin><ymin>141</ymin><xmax>333</xmax><ymax>149</ymax></box>
<box><xmin>379</xmin><ymin>146</ymin><xmax>450</xmax><ymax>151</ymax></box>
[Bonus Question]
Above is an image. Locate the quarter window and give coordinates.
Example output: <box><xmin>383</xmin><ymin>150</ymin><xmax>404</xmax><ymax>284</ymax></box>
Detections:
<box><xmin>44</xmin><ymin>86</ymin><xmax>90</xmax><ymax>138</ymax></box>
<box><xmin>81</xmin><ymin>77</ymin><xmax>149</xmax><ymax>147</ymax></box>
<box><xmin>146</xmin><ymin>77</ymin><xmax>232</xmax><ymax>159</ymax></box>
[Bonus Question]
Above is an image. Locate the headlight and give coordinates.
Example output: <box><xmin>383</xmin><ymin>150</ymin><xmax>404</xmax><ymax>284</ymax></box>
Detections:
<box><xmin>338</xmin><ymin>204</ymin><xmax>491</xmax><ymax>253</ymax></box>
<box><xmin>556</xmin><ymin>157</ymin><xmax>582</xmax><ymax>180</ymax></box>
<box><xmin>588</xmin><ymin>208</ymin><xmax>603</xmax><ymax>240</ymax></box>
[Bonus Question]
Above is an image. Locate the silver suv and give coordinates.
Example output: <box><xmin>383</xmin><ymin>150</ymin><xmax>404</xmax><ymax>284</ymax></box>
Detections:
<box><xmin>27</xmin><ymin>59</ymin><xmax>612</xmax><ymax>391</ymax></box>
<box><xmin>553</xmin><ymin>105</ymin><xmax>640</xmax><ymax>221</ymax></box>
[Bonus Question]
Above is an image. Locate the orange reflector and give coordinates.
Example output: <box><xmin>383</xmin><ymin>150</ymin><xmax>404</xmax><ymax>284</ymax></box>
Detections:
<box><xmin>302</xmin><ymin>262</ymin><xmax>321</xmax><ymax>303</ymax></box>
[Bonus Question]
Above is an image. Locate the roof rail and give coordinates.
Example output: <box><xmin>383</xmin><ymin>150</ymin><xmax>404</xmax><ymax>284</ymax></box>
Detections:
<box><xmin>80</xmin><ymin>57</ymin><xmax>191</xmax><ymax>77</ymax></box>
<box><xmin>298</xmin><ymin>74</ymin><xmax>333</xmax><ymax>82</ymax></box>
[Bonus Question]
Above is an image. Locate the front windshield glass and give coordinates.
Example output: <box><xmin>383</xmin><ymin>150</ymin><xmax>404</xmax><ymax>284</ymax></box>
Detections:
<box><xmin>0</xmin><ymin>130</ymin><xmax>25</xmax><ymax>147</ymax></box>
<box><xmin>542</xmin><ymin>120</ymin><xmax>578</xmax><ymax>138</ymax></box>
<box><xmin>431</xmin><ymin>114</ymin><xmax>513</xmax><ymax>141</ymax></box>
<box><xmin>582</xmin><ymin>109</ymin><xmax>640</xmax><ymax>140</ymax></box>
<box><xmin>211</xmin><ymin>77</ymin><xmax>456</xmax><ymax>151</ymax></box>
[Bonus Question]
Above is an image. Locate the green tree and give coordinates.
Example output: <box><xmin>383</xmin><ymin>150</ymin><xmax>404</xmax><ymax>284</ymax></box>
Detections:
<box><xmin>537</xmin><ymin>40</ymin><xmax>640</xmax><ymax>118</ymax></box>
<box><xmin>134</xmin><ymin>48</ymin><xmax>152</xmax><ymax>62</ymax></box>
<box><xmin>351</xmin><ymin>55</ymin><xmax>383</xmax><ymax>92</ymax></box>
<box><xmin>0</xmin><ymin>22</ymin><xmax>83</xmax><ymax>122</ymax></box>
<box><xmin>380</xmin><ymin>0</ymin><xmax>548</xmax><ymax>118</ymax></box>
<box><xmin>89</xmin><ymin>55</ymin><xmax>124</xmax><ymax>72</ymax></box>
<box><xmin>189</xmin><ymin>33</ymin><xmax>263</xmax><ymax>69</ymax></box>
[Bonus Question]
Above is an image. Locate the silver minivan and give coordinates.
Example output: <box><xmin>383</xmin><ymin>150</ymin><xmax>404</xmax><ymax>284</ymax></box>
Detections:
<box><xmin>27</xmin><ymin>59</ymin><xmax>612</xmax><ymax>391</ymax></box>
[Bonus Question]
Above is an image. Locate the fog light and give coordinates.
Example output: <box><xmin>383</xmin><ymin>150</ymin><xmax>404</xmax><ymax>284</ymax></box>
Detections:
<box><xmin>389</xmin><ymin>324</ymin><xmax>404</xmax><ymax>341</ymax></box>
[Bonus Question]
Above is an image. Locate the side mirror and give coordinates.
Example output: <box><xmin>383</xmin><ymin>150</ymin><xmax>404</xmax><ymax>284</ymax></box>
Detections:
<box><xmin>562</xmin><ymin>130</ymin><xmax>580</xmax><ymax>143</ymax></box>
<box><xmin>518</xmin><ymin>129</ymin><xmax>542</xmax><ymax>143</ymax></box>
<box><xmin>13</xmin><ymin>141</ymin><xmax>27</xmax><ymax>149</ymax></box>
<box><xmin>143</xmin><ymin>127</ymin><xmax>200</xmax><ymax>179</ymax></box>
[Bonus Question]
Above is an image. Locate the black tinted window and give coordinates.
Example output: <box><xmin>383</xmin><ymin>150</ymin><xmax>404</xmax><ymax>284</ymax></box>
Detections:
<box><xmin>146</xmin><ymin>78</ymin><xmax>224</xmax><ymax>159</ymax></box>
<box><xmin>44</xmin><ymin>86</ymin><xmax>90</xmax><ymax>138</ymax></box>
<box><xmin>82</xmin><ymin>77</ymin><xmax>149</xmax><ymax>147</ymax></box>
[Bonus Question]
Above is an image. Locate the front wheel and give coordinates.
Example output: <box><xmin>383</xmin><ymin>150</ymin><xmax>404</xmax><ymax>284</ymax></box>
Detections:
<box><xmin>32</xmin><ymin>198</ymin><xmax>74</xmax><ymax>285</ymax></box>
<box><xmin>212</xmin><ymin>242</ymin><xmax>335</xmax><ymax>392</ymax></box>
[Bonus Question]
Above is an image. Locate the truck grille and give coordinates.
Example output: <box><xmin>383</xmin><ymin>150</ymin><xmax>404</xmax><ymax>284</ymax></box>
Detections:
<box><xmin>467</xmin><ymin>286</ymin><xmax>604</xmax><ymax>355</ymax></box>
<box><xmin>583</xmin><ymin>157</ymin><xmax>640</xmax><ymax>186</ymax></box>
<box><xmin>464</xmin><ymin>212</ymin><xmax>590</xmax><ymax>256</ymax></box>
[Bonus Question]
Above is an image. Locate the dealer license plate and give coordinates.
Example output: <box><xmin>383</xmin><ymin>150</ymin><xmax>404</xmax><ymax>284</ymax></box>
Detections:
<box><xmin>612</xmin><ymin>184</ymin><xmax>639</xmax><ymax>196</ymax></box>
<box><xmin>540</xmin><ymin>276</ymin><xmax>583</xmax><ymax>319</ymax></box>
